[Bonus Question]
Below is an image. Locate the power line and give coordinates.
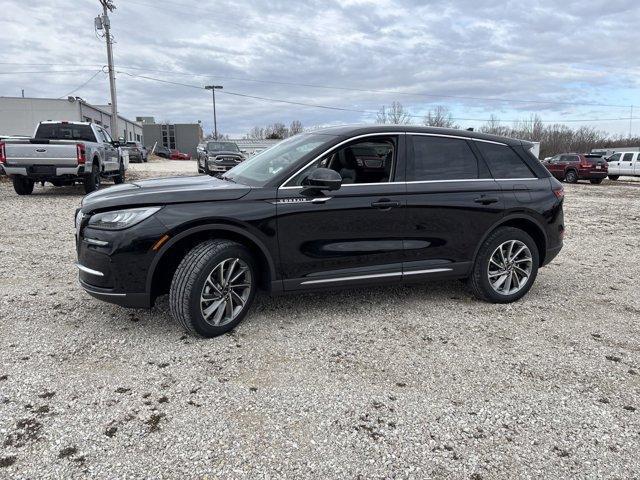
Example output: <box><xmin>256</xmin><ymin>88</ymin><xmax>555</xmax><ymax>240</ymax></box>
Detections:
<box><xmin>58</xmin><ymin>69</ymin><xmax>104</xmax><ymax>99</ymax></box>
<box><xmin>116</xmin><ymin>71</ymin><xmax>640</xmax><ymax>124</ymax></box>
<box><xmin>1</xmin><ymin>62</ymin><xmax>635</xmax><ymax>110</ymax></box>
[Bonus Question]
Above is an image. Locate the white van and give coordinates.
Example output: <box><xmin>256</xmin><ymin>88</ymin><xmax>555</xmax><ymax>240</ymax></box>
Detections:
<box><xmin>607</xmin><ymin>151</ymin><xmax>640</xmax><ymax>180</ymax></box>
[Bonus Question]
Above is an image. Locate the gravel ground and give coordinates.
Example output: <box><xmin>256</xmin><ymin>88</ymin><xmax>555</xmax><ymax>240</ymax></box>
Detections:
<box><xmin>0</xmin><ymin>159</ymin><xmax>639</xmax><ymax>479</ymax></box>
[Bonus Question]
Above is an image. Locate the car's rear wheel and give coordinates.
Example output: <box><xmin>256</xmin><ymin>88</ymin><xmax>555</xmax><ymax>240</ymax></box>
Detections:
<box><xmin>564</xmin><ymin>170</ymin><xmax>578</xmax><ymax>183</ymax></box>
<box><xmin>469</xmin><ymin>227</ymin><xmax>539</xmax><ymax>303</ymax></box>
<box><xmin>590</xmin><ymin>178</ymin><xmax>603</xmax><ymax>184</ymax></box>
<box><xmin>83</xmin><ymin>163</ymin><xmax>101</xmax><ymax>194</ymax></box>
<box><xmin>13</xmin><ymin>176</ymin><xmax>34</xmax><ymax>195</ymax></box>
<box><xmin>608</xmin><ymin>175</ymin><xmax>619</xmax><ymax>181</ymax></box>
<box><xmin>169</xmin><ymin>240</ymin><xmax>257</xmax><ymax>338</ymax></box>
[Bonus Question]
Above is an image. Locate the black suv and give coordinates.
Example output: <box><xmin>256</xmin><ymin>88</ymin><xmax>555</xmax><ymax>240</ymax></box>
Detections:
<box><xmin>75</xmin><ymin>126</ymin><xmax>564</xmax><ymax>338</ymax></box>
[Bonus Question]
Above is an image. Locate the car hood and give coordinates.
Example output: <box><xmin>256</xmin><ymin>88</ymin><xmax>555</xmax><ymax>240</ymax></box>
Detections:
<box><xmin>81</xmin><ymin>175</ymin><xmax>250</xmax><ymax>211</ymax></box>
<box><xmin>208</xmin><ymin>150</ymin><xmax>243</xmax><ymax>157</ymax></box>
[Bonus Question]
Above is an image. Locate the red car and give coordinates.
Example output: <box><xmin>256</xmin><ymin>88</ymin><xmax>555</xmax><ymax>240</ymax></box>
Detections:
<box><xmin>170</xmin><ymin>149</ymin><xmax>191</xmax><ymax>160</ymax></box>
<box><xmin>542</xmin><ymin>153</ymin><xmax>607</xmax><ymax>184</ymax></box>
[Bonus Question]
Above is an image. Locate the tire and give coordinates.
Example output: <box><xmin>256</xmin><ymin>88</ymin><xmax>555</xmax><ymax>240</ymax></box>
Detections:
<box><xmin>564</xmin><ymin>170</ymin><xmax>578</xmax><ymax>183</ymax></box>
<box><xmin>83</xmin><ymin>163</ymin><xmax>101</xmax><ymax>194</ymax></box>
<box><xmin>468</xmin><ymin>227</ymin><xmax>539</xmax><ymax>304</ymax></box>
<box><xmin>590</xmin><ymin>178</ymin><xmax>603</xmax><ymax>184</ymax></box>
<box><xmin>13</xmin><ymin>176</ymin><xmax>34</xmax><ymax>195</ymax></box>
<box><xmin>608</xmin><ymin>175</ymin><xmax>619</xmax><ymax>181</ymax></box>
<box><xmin>114</xmin><ymin>161</ymin><xmax>125</xmax><ymax>184</ymax></box>
<box><xmin>169</xmin><ymin>240</ymin><xmax>257</xmax><ymax>338</ymax></box>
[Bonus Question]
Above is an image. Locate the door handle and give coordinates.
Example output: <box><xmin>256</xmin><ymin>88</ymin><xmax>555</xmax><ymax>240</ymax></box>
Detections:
<box><xmin>474</xmin><ymin>196</ymin><xmax>499</xmax><ymax>205</ymax></box>
<box><xmin>371</xmin><ymin>200</ymin><xmax>400</xmax><ymax>209</ymax></box>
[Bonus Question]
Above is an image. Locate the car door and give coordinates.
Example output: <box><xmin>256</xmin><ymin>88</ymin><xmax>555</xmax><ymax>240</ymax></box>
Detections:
<box><xmin>620</xmin><ymin>152</ymin><xmax>635</xmax><ymax>175</ymax></box>
<box><xmin>607</xmin><ymin>153</ymin><xmax>621</xmax><ymax>175</ymax></box>
<box><xmin>634</xmin><ymin>153</ymin><xmax>640</xmax><ymax>176</ymax></box>
<box><xmin>275</xmin><ymin>134</ymin><xmax>407</xmax><ymax>290</ymax></box>
<box><xmin>402</xmin><ymin>134</ymin><xmax>504</xmax><ymax>279</ymax></box>
<box><xmin>545</xmin><ymin>155</ymin><xmax>561</xmax><ymax>178</ymax></box>
<box><xmin>98</xmin><ymin>127</ymin><xmax>119</xmax><ymax>171</ymax></box>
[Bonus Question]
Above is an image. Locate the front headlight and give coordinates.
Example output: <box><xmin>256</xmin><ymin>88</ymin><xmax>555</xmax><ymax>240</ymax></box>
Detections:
<box><xmin>88</xmin><ymin>206</ymin><xmax>162</xmax><ymax>230</ymax></box>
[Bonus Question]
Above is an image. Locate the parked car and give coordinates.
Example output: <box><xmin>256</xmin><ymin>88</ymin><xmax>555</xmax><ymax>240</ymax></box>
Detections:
<box><xmin>153</xmin><ymin>145</ymin><xmax>172</xmax><ymax>159</ymax></box>
<box><xmin>197</xmin><ymin>140</ymin><xmax>244</xmax><ymax>174</ymax></box>
<box><xmin>1</xmin><ymin>121</ymin><xmax>127</xmax><ymax>195</ymax></box>
<box><xmin>75</xmin><ymin>125</ymin><xmax>564</xmax><ymax>338</ymax></box>
<box><xmin>170</xmin><ymin>149</ymin><xmax>191</xmax><ymax>160</ymax></box>
<box><xmin>606</xmin><ymin>151</ymin><xmax>640</xmax><ymax>180</ymax></box>
<box><xmin>542</xmin><ymin>153</ymin><xmax>607</xmax><ymax>184</ymax></box>
<box><xmin>124</xmin><ymin>141</ymin><xmax>147</xmax><ymax>163</ymax></box>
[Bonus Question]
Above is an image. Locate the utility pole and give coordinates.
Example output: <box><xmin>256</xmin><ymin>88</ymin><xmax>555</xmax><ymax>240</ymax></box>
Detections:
<box><xmin>205</xmin><ymin>85</ymin><xmax>223</xmax><ymax>139</ymax></box>
<box><xmin>97</xmin><ymin>1</ymin><xmax>119</xmax><ymax>139</ymax></box>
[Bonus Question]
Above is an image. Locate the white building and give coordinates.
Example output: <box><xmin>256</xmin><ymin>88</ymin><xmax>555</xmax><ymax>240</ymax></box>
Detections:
<box><xmin>0</xmin><ymin>96</ymin><xmax>143</xmax><ymax>142</ymax></box>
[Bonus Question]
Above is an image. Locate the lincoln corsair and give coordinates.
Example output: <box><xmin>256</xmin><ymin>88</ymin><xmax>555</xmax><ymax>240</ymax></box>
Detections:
<box><xmin>75</xmin><ymin>125</ymin><xmax>565</xmax><ymax>338</ymax></box>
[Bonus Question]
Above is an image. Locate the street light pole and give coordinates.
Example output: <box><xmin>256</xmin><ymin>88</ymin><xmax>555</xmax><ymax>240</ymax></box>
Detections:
<box><xmin>205</xmin><ymin>85</ymin><xmax>223</xmax><ymax>139</ymax></box>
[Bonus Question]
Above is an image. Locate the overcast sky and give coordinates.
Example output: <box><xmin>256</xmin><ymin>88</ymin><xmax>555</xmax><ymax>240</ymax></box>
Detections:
<box><xmin>1</xmin><ymin>0</ymin><xmax>639</xmax><ymax>137</ymax></box>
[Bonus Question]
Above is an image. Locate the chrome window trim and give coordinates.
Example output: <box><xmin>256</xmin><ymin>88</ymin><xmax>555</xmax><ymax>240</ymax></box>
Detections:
<box><xmin>407</xmin><ymin>132</ymin><xmax>508</xmax><ymax>146</ymax></box>
<box><xmin>279</xmin><ymin>132</ymin><xmax>402</xmax><ymax>189</ymax></box>
<box><xmin>278</xmin><ymin>131</ymin><xmax>534</xmax><ymax>190</ymax></box>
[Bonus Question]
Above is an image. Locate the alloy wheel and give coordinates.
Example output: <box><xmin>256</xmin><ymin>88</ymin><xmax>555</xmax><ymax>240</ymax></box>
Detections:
<box><xmin>487</xmin><ymin>240</ymin><xmax>533</xmax><ymax>296</ymax></box>
<box><xmin>200</xmin><ymin>258</ymin><xmax>252</xmax><ymax>326</ymax></box>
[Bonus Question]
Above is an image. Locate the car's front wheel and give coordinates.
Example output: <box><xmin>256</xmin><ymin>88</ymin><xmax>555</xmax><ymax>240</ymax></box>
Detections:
<box><xmin>608</xmin><ymin>175</ymin><xmax>619</xmax><ymax>181</ymax></box>
<box><xmin>113</xmin><ymin>161</ymin><xmax>125</xmax><ymax>184</ymax></box>
<box><xmin>169</xmin><ymin>240</ymin><xmax>257</xmax><ymax>337</ymax></box>
<box><xmin>468</xmin><ymin>227</ymin><xmax>539</xmax><ymax>303</ymax></box>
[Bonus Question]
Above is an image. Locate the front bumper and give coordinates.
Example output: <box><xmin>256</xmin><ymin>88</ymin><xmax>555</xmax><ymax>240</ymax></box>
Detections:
<box><xmin>78</xmin><ymin>277</ymin><xmax>151</xmax><ymax>308</ymax></box>
<box><xmin>75</xmin><ymin>213</ymin><xmax>167</xmax><ymax>309</ymax></box>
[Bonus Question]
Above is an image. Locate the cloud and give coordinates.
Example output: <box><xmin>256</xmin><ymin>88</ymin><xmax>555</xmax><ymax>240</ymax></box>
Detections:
<box><xmin>0</xmin><ymin>0</ymin><xmax>639</xmax><ymax>137</ymax></box>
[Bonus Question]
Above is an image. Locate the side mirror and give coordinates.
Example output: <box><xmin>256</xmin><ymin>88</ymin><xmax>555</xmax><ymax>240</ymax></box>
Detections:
<box><xmin>111</xmin><ymin>140</ymin><xmax>121</xmax><ymax>148</ymax></box>
<box><xmin>301</xmin><ymin>167</ymin><xmax>342</xmax><ymax>191</ymax></box>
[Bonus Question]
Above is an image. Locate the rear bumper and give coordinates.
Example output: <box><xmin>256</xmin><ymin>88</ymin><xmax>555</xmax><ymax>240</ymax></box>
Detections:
<box><xmin>578</xmin><ymin>170</ymin><xmax>607</xmax><ymax>179</ymax></box>
<box><xmin>542</xmin><ymin>244</ymin><xmax>562</xmax><ymax>267</ymax></box>
<box><xmin>4</xmin><ymin>164</ymin><xmax>85</xmax><ymax>178</ymax></box>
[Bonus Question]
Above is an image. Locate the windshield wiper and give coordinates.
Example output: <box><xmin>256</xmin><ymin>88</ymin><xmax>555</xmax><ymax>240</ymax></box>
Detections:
<box><xmin>221</xmin><ymin>175</ymin><xmax>236</xmax><ymax>183</ymax></box>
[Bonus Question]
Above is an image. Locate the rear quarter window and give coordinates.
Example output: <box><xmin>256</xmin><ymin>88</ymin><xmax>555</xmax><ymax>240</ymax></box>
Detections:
<box><xmin>475</xmin><ymin>142</ymin><xmax>535</xmax><ymax>179</ymax></box>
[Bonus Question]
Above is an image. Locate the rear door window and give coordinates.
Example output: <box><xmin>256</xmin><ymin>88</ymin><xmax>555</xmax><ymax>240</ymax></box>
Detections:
<box><xmin>408</xmin><ymin>135</ymin><xmax>478</xmax><ymax>181</ymax></box>
<box><xmin>622</xmin><ymin>153</ymin><xmax>634</xmax><ymax>162</ymax></box>
<box><xmin>475</xmin><ymin>142</ymin><xmax>535</xmax><ymax>179</ymax></box>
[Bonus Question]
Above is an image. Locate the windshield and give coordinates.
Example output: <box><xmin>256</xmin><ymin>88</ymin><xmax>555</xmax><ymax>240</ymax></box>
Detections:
<box><xmin>35</xmin><ymin>123</ymin><xmax>96</xmax><ymax>142</ymax></box>
<box><xmin>207</xmin><ymin>141</ymin><xmax>239</xmax><ymax>152</ymax></box>
<box><xmin>223</xmin><ymin>134</ymin><xmax>334</xmax><ymax>187</ymax></box>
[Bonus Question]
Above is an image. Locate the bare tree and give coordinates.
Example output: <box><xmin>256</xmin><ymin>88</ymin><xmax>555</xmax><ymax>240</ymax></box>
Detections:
<box><xmin>289</xmin><ymin>120</ymin><xmax>304</xmax><ymax>136</ymax></box>
<box><xmin>376</xmin><ymin>101</ymin><xmax>412</xmax><ymax>125</ymax></box>
<box><xmin>265</xmin><ymin>122</ymin><xmax>288</xmax><ymax>139</ymax></box>
<box><xmin>246</xmin><ymin>126</ymin><xmax>265</xmax><ymax>140</ymax></box>
<box><xmin>423</xmin><ymin>105</ymin><xmax>457</xmax><ymax>128</ymax></box>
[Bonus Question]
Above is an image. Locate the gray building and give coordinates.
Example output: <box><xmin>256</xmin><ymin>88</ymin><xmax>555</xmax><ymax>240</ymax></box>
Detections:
<box><xmin>0</xmin><ymin>96</ymin><xmax>142</xmax><ymax>142</ymax></box>
<box><xmin>141</xmin><ymin>120</ymin><xmax>203</xmax><ymax>158</ymax></box>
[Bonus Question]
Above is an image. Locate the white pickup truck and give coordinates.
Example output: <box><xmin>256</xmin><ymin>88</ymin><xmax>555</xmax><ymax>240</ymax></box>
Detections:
<box><xmin>0</xmin><ymin>121</ymin><xmax>128</xmax><ymax>195</ymax></box>
<box><xmin>606</xmin><ymin>151</ymin><xmax>640</xmax><ymax>180</ymax></box>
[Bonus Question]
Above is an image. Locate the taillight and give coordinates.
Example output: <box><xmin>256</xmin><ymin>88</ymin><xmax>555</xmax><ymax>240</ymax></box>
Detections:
<box><xmin>0</xmin><ymin>142</ymin><xmax>6</xmax><ymax>164</ymax></box>
<box><xmin>553</xmin><ymin>186</ymin><xmax>564</xmax><ymax>199</ymax></box>
<box><xmin>76</xmin><ymin>143</ymin><xmax>86</xmax><ymax>164</ymax></box>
